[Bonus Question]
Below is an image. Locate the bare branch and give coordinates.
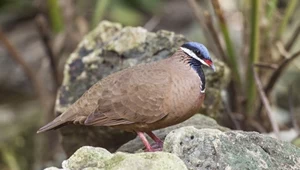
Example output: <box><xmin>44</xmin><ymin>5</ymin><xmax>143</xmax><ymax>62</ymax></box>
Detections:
<box><xmin>249</xmin><ymin>120</ymin><xmax>267</xmax><ymax>133</ymax></box>
<box><xmin>288</xmin><ymin>85</ymin><xmax>300</xmax><ymax>133</ymax></box>
<box><xmin>0</xmin><ymin>28</ymin><xmax>48</xmax><ymax>107</ymax></box>
<box><xmin>276</xmin><ymin>41</ymin><xmax>289</xmax><ymax>59</ymax></box>
<box><xmin>222</xmin><ymin>100</ymin><xmax>242</xmax><ymax>130</ymax></box>
<box><xmin>203</xmin><ymin>11</ymin><xmax>227</xmax><ymax>62</ymax></box>
<box><xmin>265</xmin><ymin>50</ymin><xmax>300</xmax><ymax>95</ymax></box>
<box><xmin>285</xmin><ymin>23</ymin><xmax>300</xmax><ymax>51</ymax></box>
<box><xmin>254</xmin><ymin>62</ymin><xmax>278</xmax><ymax>70</ymax></box>
<box><xmin>256</xmin><ymin>50</ymin><xmax>300</xmax><ymax>116</ymax></box>
<box><xmin>144</xmin><ymin>16</ymin><xmax>161</xmax><ymax>32</ymax></box>
<box><xmin>35</xmin><ymin>14</ymin><xmax>59</xmax><ymax>89</ymax></box>
<box><xmin>186</xmin><ymin>0</ymin><xmax>219</xmax><ymax>58</ymax></box>
<box><xmin>253</xmin><ymin>66</ymin><xmax>280</xmax><ymax>138</ymax></box>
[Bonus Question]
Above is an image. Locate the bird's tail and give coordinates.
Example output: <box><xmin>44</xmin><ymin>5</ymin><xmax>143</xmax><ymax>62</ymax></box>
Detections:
<box><xmin>37</xmin><ymin>110</ymin><xmax>72</xmax><ymax>133</ymax></box>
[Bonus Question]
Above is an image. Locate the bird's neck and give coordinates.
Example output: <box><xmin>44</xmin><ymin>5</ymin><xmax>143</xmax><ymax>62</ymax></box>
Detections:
<box><xmin>173</xmin><ymin>50</ymin><xmax>206</xmax><ymax>93</ymax></box>
<box><xmin>189</xmin><ymin>58</ymin><xmax>205</xmax><ymax>92</ymax></box>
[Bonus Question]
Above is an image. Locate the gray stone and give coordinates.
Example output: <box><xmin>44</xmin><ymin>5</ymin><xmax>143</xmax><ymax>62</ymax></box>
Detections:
<box><xmin>56</xmin><ymin>20</ymin><xmax>230</xmax><ymax>155</ymax></box>
<box><xmin>118</xmin><ymin>114</ymin><xmax>229</xmax><ymax>153</ymax></box>
<box><xmin>164</xmin><ymin>126</ymin><xmax>300</xmax><ymax>170</ymax></box>
<box><xmin>44</xmin><ymin>167</ymin><xmax>63</xmax><ymax>170</ymax></box>
<box><xmin>62</xmin><ymin>146</ymin><xmax>112</xmax><ymax>170</ymax></box>
<box><xmin>48</xmin><ymin>146</ymin><xmax>187</xmax><ymax>170</ymax></box>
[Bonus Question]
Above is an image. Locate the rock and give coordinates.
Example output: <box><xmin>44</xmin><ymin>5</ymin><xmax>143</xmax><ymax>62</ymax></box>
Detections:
<box><xmin>62</xmin><ymin>146</ymin><xmax>112</xmax><ymax>170</ymax></box>
<box><xmin>118</xmin><ymin>114</ymin><xmax>229</xmax><ymax>153</ymax></box>
<box><xmin>44</xmin><ymin>167</ymin><xmax>63</xmax><ymax>170</ymax></box>
<box><xmin>163</xmin><ymin>126</ymin><xmax>300</xmax><ymax>170</ymax></box>
<box><xmin>46</xmin><ymin>146</ymin><xmax>187</xmax><ymax>170</ymax></box>
<box><xmin>56</xmin><ymin>20</ymin><xmax>230</xmax><ymax>155</ymax></box>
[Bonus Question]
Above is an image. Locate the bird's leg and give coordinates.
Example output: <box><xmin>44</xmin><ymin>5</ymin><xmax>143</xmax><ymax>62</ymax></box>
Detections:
<box><xmin>137</xmin><ymin>132</ymin><xmax>154</xmax><ymax>152</ymax></box>
<box><xmin>146</xmin><ymin>131</ymin><xmax>163</xmax><ymax>150</ymax></box>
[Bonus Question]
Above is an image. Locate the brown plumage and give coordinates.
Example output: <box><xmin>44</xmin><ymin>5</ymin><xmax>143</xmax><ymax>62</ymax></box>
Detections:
<box><xmin>38</xmin><ymin>42</ymin><xmax>215</xmax><ymax>151</ymax></box>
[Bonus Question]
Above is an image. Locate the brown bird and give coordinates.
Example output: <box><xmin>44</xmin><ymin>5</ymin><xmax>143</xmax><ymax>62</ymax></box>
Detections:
<box><xmin>37</xmin><ymin>42</ymin><xmax>215</xmax><ymax>152</ymax></box>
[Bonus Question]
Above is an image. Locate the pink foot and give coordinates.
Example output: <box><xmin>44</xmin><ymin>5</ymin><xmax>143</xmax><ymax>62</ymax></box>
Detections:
<box><xmin>137</xmin><ymin>131</ymin><xmax>164</xmax><ymax>152</ymax></box>
<box><xmin>147</xmin><ymin>131</ymin><xmax>163</xmax><ymax>150</ymax></box>
<box><xmin>137</xmin><ymin>132</ymin><xmax>155</xmax><ymax>152</ymax></box>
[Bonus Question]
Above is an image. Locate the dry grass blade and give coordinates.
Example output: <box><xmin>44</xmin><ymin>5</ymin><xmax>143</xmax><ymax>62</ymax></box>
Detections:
<box><xmin>249</xmin><ymin>120</ymin><xmax>267</xmax><ymax>133</ymax></box>
<box><xmin>222</xmin><ymin>100</ymin><xmax>241</xmax><ymax>130</ymax></box>
<box><xmin>253</xmin><ymin>66</ymin><xmax>280</xmax><ymax>138</ymax></box>
<box><xmin>276</xmin><ymin>41</ymin><xmax>289</xmax><ymax>58</ymax></box>
<box><xmin>203</xmin><ymin>11</ymin><xmax>227</xmax><ymax>62</ymax></box>
<box><xmin>186</xmin><ymin>0</ymin><xmax>219</xmax><ymax>57</ymax></box>
<box><xmin>0</xmin><ymin>28</ymin><xmax>47</xmax><ymax>107</ymax></box>
<box><xmin>288</xmin><ymin>86</ymin><xmax>299</xmax><ymax>133</ymax></box>
<box><xmin>254</xmin><ymin>62</ymin><xmax>278</xmax><ymax>70</ymax></box>
<box><xmin>35</xmin><ymin>14</ymin><xmax>59</xmax><ymax>89</ymax></box>
<box><xmin>144</xmin><ymin>15</ymin><xmax>161</xmax><ymax>31</ymax></box>
<box><xmin>285</xmin><ymin>23</ymin><xmax>300</xmax><ymax>51</ymax></box>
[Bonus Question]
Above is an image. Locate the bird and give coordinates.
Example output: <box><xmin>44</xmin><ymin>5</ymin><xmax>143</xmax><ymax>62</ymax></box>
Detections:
<box><xmin>37</xmin><ymin>42</ymin><xmax>215</xmax><ymax>152</ymax></box>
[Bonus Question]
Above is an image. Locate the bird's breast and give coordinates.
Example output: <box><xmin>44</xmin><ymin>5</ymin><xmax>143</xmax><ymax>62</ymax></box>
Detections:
<box><xmin>162</xmin><ymin>62</ymin><xmax>204</xmax><ymax>125</ymax></box>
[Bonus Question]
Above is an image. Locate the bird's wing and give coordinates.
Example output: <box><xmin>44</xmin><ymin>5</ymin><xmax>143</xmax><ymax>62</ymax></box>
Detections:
<box><xmin>84</xmin><ymin>65</ymin><xmax>172</xmax><ymax>126</ymax></box>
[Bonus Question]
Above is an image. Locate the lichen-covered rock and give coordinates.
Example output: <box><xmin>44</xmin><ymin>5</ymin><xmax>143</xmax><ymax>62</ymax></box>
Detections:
<box><xmin>164</xmin><ymin>126</ymin><xmax>300</xmax><ymax>170</ymax></box>
<box><xmin>44</xmin><ymin>167</ymin><xmax>63</xmax><ymax>170</ymax></box>
<box><xmin>62</xmin><ymin>146</ymin><xmax>112</xmax><ymax>169</ymax></box>
<box><xmin>47</xmin><ymin>146</ymin><xmax>187</xmax><ymax>170</ymax></box>
<box><xmin>118</xmin><ymin>114</ymin><xmax>229</xmax><ymax>153</ymax></box>
<box><xmin>56</xmin><ymin>20</ymin><xmax>229</xmax><ymax>155</ymax></box>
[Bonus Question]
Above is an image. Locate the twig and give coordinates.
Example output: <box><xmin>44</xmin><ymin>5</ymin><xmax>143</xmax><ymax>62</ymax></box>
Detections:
<box><xmin>254</xmin><ymin>62</ymin><xmax>278</xmax><ymax>70</ymax></box>
<box><xmin>211</xmin><ymin>0</ymin><xmax>241</xmax><ymax>86</ymax></box>
<box><xmin>285</xmin><ymin>23</ymin><xmax>300</xmax><ymax>51</ymax></box>
<box><xmin>0</xmin><ymin>28</ymin><xmax>47</xmax><ymax>107</ymax></box>
<box><xmin>276</xmin><ymin>41</ymin><xmax>289</xmax><ymax>59</ymax></box>
<box><xmin>203</xmin><ymin>11</ymin><xmax>227</xmax><ymax>62</ymax></box>
<box><xmin>252</xmin><ymin>66</ymin><xmax>280</xmax><ymax>138</ymax></box>
<box><xmin>35</xmin><ymin>14</ymin><xmax>59</xmax><ymax>89</ymax></box>
<box><xmin>222</xmin><ymin>100</ymin><xmax>241</xmax><ymax>130</ymax></box>
<box><xmin>144</xmin><ymin>15</ymin><xmax>161</xmax><ymax>31</ymax></box>
<box><xmin>249</xmin><ymin>120</ymin><xmax>267</xmax><ymax>133</ymax></box>
<box><xmin>256</xmin><ymin>50</ymin><xmax>300</xmax><ymax>117</ymax></box>
<box><xmin>186</xmin><ymin>0</ymin><xmax>219</xmax><ymax>58</ymax></box>
<box><xmin>265</xmin><ymin>50</ymin><xmax>300</xmax><ymax>95</ymax></box>
<box><xmin>288</xmin><ymin>85</ymin><xmax>300</xmax><ymax>133</ymax></box>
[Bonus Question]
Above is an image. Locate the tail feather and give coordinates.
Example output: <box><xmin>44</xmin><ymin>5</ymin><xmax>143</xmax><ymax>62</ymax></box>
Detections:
<box><xmin>37</xmin><ymin>116</ymin><xmax>67</xmax><ymax>133</ymax></box>
<box><xmin>37</xmin><ymin>109</ymin><xmax>76</xmax><ymax>133</ymax></box>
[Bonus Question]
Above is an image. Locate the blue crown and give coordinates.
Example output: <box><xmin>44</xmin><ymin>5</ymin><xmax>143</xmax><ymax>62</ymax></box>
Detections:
<box><xmin>181</xmin><ymin>42</ymin><xmax>211</xmax><ymax>60</ymax></box>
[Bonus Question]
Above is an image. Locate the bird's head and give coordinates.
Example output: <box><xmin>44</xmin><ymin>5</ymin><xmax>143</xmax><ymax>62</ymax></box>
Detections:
<box><xmin>180</xmin><ymin>42</ymin><xmax>215</xmax><ymax>71</ymax></box>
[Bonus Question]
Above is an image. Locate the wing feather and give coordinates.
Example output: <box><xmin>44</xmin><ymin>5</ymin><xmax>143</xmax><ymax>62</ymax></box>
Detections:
<box><xmin>85</xmin><ymin>64</ymin><xmax>172</xmax><ymax>126</ymax></box>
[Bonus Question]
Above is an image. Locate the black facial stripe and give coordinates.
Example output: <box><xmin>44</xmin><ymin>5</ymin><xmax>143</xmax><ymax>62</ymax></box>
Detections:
<box><xmin>188</xmin><ymin>57</ymin><xmax>205</xmax><ymax>91</ymax></box>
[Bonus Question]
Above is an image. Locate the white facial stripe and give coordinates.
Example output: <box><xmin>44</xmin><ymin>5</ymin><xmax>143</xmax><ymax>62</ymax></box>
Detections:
<box><xmin>180</xmin><ymin>47</ymin><xmax>209</xmax><ymax>67</ymax></box>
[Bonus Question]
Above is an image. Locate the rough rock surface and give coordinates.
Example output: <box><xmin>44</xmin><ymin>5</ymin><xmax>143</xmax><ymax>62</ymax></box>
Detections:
<box><xmin>118</xmin><ymin>114</ymin><xmax>229</xmax><ymax>153</ymax></box>
<box><xmin>56</xmin><ymin>20</ymin><xmax>230</xmax><ymax>155</ymax></box>
<box><xmin>164</xmin><ymin>126</ymin><xmax>300</xmax><ymax>170</ymax></box>
<box><xmin>45</xmin><ymin>146</ymin><xmax>187</xmax><ymax>170</ymax></box>
<box><xmin>43</xmin><ymin>116</ymin><xmax>300</xmax><ymax>170</ymax></box>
